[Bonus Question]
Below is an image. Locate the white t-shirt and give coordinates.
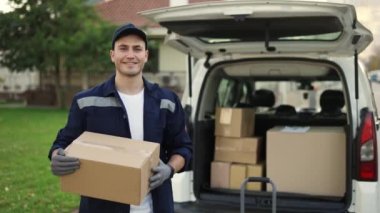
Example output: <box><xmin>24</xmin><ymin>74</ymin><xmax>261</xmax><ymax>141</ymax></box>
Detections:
<box><xmin>118</xmin><ymin>89</ymin><xmax>153</xmax><ymax>213</ymax></box>
<box><xmin>118</xmin><ymin>89</ymin><xmax>144</xmax><ymax>140</ymax></box>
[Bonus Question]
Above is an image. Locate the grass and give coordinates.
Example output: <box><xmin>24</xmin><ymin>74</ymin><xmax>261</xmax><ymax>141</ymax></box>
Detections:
<box><xmin>0</xmin><ymin>107</ymin><xmax>79</xmax><ymax>213</ymax></box>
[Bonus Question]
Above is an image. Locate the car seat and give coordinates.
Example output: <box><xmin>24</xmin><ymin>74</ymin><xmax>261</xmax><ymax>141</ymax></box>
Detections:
<box><xmin>251</xmin><ymin>89</ymin><xmax>275</xmax><ymax>107</ymax></box>
<box><xmin>275</xmin><ymin>104</ymin><xmax>297</xmax><ymax>116</ymax></box>
<box><xmin>318</xmin><ymin>89</ymin><xmax>345</xmax><ymax>116</ymax></box>
<box><xmin>235</xmin><ymin>88</ymin><xmax>275</xmax><ymax>108</ymax></box>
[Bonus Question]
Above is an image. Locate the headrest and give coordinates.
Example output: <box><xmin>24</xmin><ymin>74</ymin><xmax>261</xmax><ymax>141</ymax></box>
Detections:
<box><xmin>275</xmin><ymin>104</ymin><xmax>297</xmax><ymax>116</ymax></box>
<box><xmin>320</xmin><ymin>90</ymin><xmax>344</xmax><ymax>113</ymax></box>
<box><xmin>251</xmin><ymin>89</ymin><xmax>275</xmax><ymax>107</ymax></box>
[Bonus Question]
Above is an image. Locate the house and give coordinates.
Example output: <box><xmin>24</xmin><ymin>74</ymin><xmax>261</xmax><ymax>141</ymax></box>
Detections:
<box><xmin>0</xmin><ymin>66</ymin><xmax>39</xmax><ymax>102</ymax></box>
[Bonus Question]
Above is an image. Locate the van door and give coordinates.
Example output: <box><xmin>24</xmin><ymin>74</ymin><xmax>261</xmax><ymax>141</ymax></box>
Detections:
<box><xmin>141</xmin><ymin>0</ymin><xmax>372</xmax><ymax>58</ymax></box>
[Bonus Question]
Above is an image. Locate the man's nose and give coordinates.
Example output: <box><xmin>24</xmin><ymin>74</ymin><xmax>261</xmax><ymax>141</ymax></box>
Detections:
<box><xmin>125</xmin><ymin>50</ymin><xmax>135</xmax><ymax>58</ymax></box>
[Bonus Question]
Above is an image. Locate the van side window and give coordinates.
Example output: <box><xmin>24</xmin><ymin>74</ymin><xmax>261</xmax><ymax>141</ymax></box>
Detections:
<box><xmin>217</xmin><ymin>78</ymin><xmax>250</xmax><ymax>107</ymax></box>
<box><xmin>217</xmin><ymin>78</ymin><xmax>235</xmax><ymax>107</ymax></box>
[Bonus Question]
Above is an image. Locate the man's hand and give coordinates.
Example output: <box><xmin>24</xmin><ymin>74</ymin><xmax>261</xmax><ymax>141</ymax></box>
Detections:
<box><xmin>51</xmin><ymin>148</ymin><xmax>80</xmax><ymax>176</ymax></box>
<box><xmin>149</xmin><ymin>160</ymin><xmax>174</xmax><ymax>190</ymax></box>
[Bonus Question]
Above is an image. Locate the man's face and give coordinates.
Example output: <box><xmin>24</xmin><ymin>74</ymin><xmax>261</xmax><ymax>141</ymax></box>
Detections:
<box><xmin>110</xmin><ymin>34</ymin><xmax>148</xmax><ymax>78</ymax></box>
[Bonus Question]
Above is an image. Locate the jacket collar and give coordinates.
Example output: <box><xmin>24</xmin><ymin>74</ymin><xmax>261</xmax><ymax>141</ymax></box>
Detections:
<box><xmin>103</xmin><ymin>75</ymin><xmax>116</xmax><ymax>96</ymax></box>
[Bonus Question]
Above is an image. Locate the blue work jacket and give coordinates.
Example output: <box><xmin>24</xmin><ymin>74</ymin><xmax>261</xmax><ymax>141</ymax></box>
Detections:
<box><xmin>48</xmin><ymin>75</ymin><xmax>192</xmax><ymax>213</ymax></box>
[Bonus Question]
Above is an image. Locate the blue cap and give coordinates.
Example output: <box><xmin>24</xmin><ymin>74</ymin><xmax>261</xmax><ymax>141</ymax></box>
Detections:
<box><xmin>112</xmin><ymin>23</ymin><xmax>148</xmax><ymax>49</ymax></box>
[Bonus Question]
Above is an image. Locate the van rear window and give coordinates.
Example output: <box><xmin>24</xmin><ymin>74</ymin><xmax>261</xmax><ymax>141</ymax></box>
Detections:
<box><xmin>161</xmin><ymin>17</ymin><xmax>343</xmax><ymax>44</ymax></box>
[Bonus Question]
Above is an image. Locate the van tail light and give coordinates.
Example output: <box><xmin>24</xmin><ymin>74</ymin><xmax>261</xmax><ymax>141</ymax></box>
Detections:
<box><xmin>357</xmin><ymin>111</ymin><xmax>378</xmax><ymax>181</ymax></box>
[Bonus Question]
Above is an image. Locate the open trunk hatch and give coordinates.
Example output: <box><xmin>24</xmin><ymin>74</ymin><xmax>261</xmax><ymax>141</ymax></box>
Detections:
<box><xmin>141</xmin><ymin>0</ymin><xmax>372</xmax><ymax>58</ymax></box>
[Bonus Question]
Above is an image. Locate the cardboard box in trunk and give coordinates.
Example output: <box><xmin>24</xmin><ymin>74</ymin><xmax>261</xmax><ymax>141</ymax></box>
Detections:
<box><xmin>215</xmin><ymin>108</ymin><xmax>255</xmax><ymax>137</ymax></box>
<box><xmin>211</xmin><ymin>161</ymin><xmax>264</xmax><ymax>191</ymax></box>
<box><xmin>266</xmin><ymin>126</ymin><xmax>346</xmax><ymax>197</ymax></box>
<box><xmin>229</xmin><ymin>164</ymin><xmax>246</xmax><ymax>189</ymax></box>
<box><xmin>210</xmin><ymin>161</ymin><xmax>231</xmax><ymax>188</ymax></box>
<box><xmin>214</xmin><ymin>136</ymin><xmax>262</xmax><ymax>164</ymax></box>
<box><xmin>60</xmin><ymin>131</ymin><xmax>160</xmax><ymax>205</ymax></box>
<box><xmin>247</xmin><ymin>164</ymin><xmax>264</xmax><ymax>191</ymax></box>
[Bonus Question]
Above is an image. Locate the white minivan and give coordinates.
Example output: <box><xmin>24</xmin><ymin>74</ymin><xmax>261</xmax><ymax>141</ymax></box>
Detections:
<box><xmin>143</xmin><ymin>1</ymin><xmax>379</xmax><ymax>212</ymax></box>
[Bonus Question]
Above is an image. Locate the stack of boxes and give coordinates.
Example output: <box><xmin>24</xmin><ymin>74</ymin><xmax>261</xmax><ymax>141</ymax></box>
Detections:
<box><xmin>210</xmin><ymin>107</ymin><xmax>263</xmax><ymax>191</ymax></box>
<box><xmin>210</xmin><ymin>108</ymin><xmax>347</xmax><ymax>197</ymax></box>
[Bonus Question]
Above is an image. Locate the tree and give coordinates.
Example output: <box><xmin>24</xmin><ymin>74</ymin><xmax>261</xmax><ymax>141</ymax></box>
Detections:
<box><xmin>65</xmin><ymin>19</ymin><xmax>114</xmax><ymax>90</ymax></box>
<box><xmin>0</xmin><ymin>0</ymin><xmax>114</xmax><ymax>108</ymax></box>
<box><xmin>366</xmin><ymin>51</ymin><xmax>380</xmax><ymax>71</ymax></box>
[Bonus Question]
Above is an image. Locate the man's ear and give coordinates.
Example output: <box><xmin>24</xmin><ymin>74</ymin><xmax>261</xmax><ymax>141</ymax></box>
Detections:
<box><xmin>145</xmin><ymin>50</ymin><xmax>149</xmax><ymax>62</ymax></box>
<box><xmin>110</xmin><ymin>50</ymin><xmax>115</xmax><ymax>62</ymax></box>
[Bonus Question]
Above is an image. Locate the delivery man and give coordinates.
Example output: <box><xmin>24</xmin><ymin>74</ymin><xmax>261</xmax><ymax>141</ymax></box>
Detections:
<box><xmin>48</xmin><ymin>23</ymin><xmax>192</xmax><ymax>213</ymax></box>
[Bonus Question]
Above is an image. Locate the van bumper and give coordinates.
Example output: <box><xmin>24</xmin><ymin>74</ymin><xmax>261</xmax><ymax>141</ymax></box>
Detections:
<box><xmin>348</xmin><ymin>180</ymin><xmax>379</xmax><ymax>213</ymax></box>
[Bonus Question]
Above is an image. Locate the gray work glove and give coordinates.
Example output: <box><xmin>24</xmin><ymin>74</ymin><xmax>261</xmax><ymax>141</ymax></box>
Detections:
<box><xmin>51</xmin><ymin>148</ymin><xmax>80</xmax><ymax>176</ymax></box>
<box><xmin>149</xmin><ymin>160</ymin><xmax>174</xmax><ymax>190</ymax></box>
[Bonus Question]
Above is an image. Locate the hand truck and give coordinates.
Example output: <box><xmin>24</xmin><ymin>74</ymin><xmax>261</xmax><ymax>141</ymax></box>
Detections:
<box><xmin>240</xmin><ymin>177</ymin><xmax>277</xmax><ymax>213</ymax></box>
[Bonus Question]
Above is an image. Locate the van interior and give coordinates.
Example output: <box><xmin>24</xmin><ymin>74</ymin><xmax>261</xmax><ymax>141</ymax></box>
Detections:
<box><xmin>192</xmin><ymin>58</ymin><xmax>350</xmax><ymax>212</ymax></box>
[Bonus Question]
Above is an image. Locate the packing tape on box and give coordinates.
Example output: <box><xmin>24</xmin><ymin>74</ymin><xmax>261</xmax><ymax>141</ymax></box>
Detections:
<box><xmin>215</xmin><ymin>146</ymin><xmax>238</xmax><ymax>151</ymax></box>
<box><xmin>219</xmin><ymin>108</ymin><xmax>232</xmax><ymax>124</ymax></box>
<box><xmin>77</xmin><ymin>140</ymin><xmax>151</xmax><ymax>156</ymax></box>
<box><xmin>215</xmin><ymin>142</ymin><xmax>254</xmax><ymax>152</ymax></box>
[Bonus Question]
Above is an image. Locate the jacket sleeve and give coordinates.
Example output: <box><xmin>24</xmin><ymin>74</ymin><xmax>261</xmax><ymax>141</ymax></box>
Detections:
<box><xmin>165</xmin><ymin>93</ymin><xmax>193</xmax><ymax>172</ymax></box>
<box><xmin>48</xmin><ymin>95</ymin><xmax>86</xmax><ymax>160</ymax></box>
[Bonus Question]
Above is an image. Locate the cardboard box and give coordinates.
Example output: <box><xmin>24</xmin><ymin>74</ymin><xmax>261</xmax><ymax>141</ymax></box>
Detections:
<box><xmin>210</xmin><ymin>161</ymin><xmax>231</xmax><ymax>189</ymax></box>
<box><xmin>61</xmin><ymin>131</ymin><xmax>160</xmax><ymax>205</ymax></box>
<box><xmin>229</xmin><ymin>163</ymin><xmax>246</xmax><ymax>189</ymax></box>
<box><xmin>215</xmin><ymin>108</ymin><xmax>255</xmax><ymax>137</ymax></box>
<box><xmin>266</xmin><ymin>126</ymin><xmax>346</xmax><ymax>197</ymax></box>
<box><xmin>214</xmin><ymin>136</ymin><xmax>262</xmax><ymax>164</ymax></box>
<box><xmin>247</xmin><ymin>164</ymin><xmax>264</xmax><ymax>191</ymax></box>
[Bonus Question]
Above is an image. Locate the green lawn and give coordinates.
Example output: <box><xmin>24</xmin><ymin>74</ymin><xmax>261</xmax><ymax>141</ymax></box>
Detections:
<box><xmin>0</xmin><ymin>107</ymin><xmax>79</xmax><ymax>213</ymax></box>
